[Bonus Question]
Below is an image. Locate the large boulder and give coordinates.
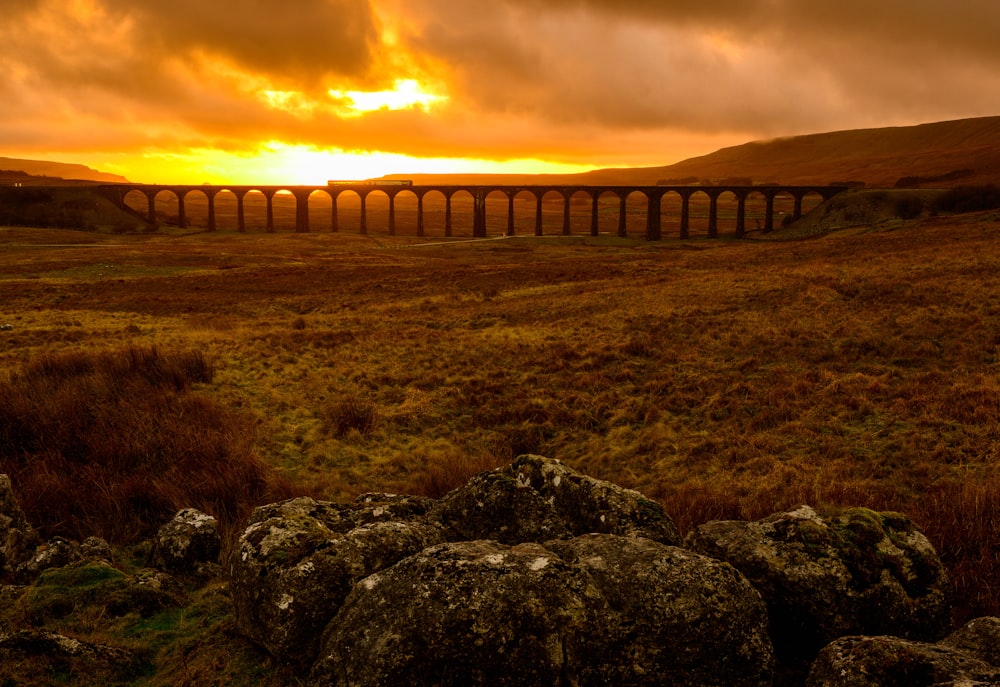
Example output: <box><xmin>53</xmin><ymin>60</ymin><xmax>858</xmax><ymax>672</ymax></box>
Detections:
<box><xmin>228</xmin><ymin>494</ymin><xmax>445</xmax><ymax>665</ymax></box>
<box><xmin>806</xmin><ymin>618</ymin><xmax>1000</xmax><ymax>687</ymax></box>
<box><xmin>310</xmin><ymin>535</ymin><xmax>774</xmax><ymax>687</ymax></box>
<box><xmin>685</xmin><ymin>505</ymin><xmax>952</xmax><ymax>678</ymax></box>
<box><xmin>429</xmin><ymin>454</ymin><xmax>680</xmax><ymax>545</ymax></box>
<box><xmin>547</xmin><ymin>534</ymin><xmax>775</xmax><ymax>687</ymax></box>
<box><xmin>150</xmin><ymin>508</ymin><xmax>221</xmax><ymax>575</ymax></box>
<box><xmin>0</xmin><ymin>474</ymin><xmax>39</xmax><ymax>580</ymax></box>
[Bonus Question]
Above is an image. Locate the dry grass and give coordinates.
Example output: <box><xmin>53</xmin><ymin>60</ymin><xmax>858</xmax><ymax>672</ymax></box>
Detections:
<box><xmin>0</xmin><ymin>345</ymin><xmax>301</xmax><ymax>547</ymax></box>
<box><xmin>1</xmin><ymin>209</ymin><xmax>1000</xmax><ymax>623</ymax></box>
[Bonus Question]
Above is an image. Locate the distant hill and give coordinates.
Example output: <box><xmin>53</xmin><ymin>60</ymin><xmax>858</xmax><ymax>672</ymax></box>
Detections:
<box><xmin>594</xmin><ymin>116</ymin><xmax>1000</xmax><ymax>188</ymax></box>
<box><xmin>386</xmin><ymin>116</ymin><xmax>1000</xmax><ymax>189</ymax></box>
<box><xmin>0</xmin><ymin>157</ymin><xmax>128</xmax><ymax>184</ymax></box>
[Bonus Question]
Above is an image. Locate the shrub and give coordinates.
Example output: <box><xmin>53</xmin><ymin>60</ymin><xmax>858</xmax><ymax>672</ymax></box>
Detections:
<box><xmin>934</xmin><ymin>184</ymin><xmax>1000</xmax><ymax>214</ymax></box>
<box><xmin>0</xmin><ymin>345</ymin><xmax>299</xmax><ymax>546</ymax></box>
<box><xmin>894</xmin><ymin>195</ymin><xmax>925</xmax><ymax>220</ymax></box>
<box><xmin>322</xmin><ymin>395</ymin><xmax>378</xmax><ymax>438</ymax></box>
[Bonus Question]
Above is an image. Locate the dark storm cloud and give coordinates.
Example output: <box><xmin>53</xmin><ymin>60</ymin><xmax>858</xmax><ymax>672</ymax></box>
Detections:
<box><xmin>397</xmin><ymin>0</ymin><xmax>1000</xmax><ymax>135</ymax></box>
<box><xmin>4</xmin><ymin>0</ymin><xmax>1000</xmax><ymax>173</ymax></box>
<box><xmin>102</xmin><ymin>0</ymin><xmax>381</xmax><ymax>88</ymax></box>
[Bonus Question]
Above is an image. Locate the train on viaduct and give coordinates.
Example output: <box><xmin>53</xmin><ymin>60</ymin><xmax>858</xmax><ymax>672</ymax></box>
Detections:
<box><xmin>99</xmin><ymin>182</ymin><xmax>848</xmax><ymax>240</ymax></box>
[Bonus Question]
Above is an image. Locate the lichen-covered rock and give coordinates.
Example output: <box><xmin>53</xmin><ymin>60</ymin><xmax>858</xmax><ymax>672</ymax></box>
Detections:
<box><xmin>429</xmin><ymin>454</ymin><xmax>680</xmax><ymax>546</ymax></box>
<box><xmin>150</xmin><ymin>508</ymin><xmax>221</xmax><ymax>575</ymax></box>
<box><xmin>16</xmin><ymin>537</ymin><xmax>84</xmax><ymax>583</ymax></box>
<box><xmin>0</xmin><ymin>474</ymin><xmax>39</xmax><ymax>580</ymax></box>
<box><xmin>939</xmin><ymin>616</ymin><xmax>1000</xmax><ymax>666</ymax></box>
<box><xmin>805</xmin><ymin>633</ymin><xmax>1000</xmax><ymax>687</ymax></box>
<box><xmin>229</xmin><ymin>495</ymin><xmax>445</xmax><ymax>665</ymax></box>
<box><xmin>310</xmin><ymin>535</ymin><xmax>774</xmax><ymax>687</ymax></box>
<box><xmin>547</xmin><ymin>534</ymin><xmax>775</xmax><ymax>687</ymax></box>
<box><xmin>685</xmin><ymin>506</ymin><xmax>952</xmax><ymax>677</ymax></box>
<box><xmin>0</xmin><ymin>630</ymin><xmax>149</xmax><ymax>685</ymax></box>
<box><xmin>80</xmin><ymin>536</ymin><xmax>113</xmax><ymax>563</ymax></box>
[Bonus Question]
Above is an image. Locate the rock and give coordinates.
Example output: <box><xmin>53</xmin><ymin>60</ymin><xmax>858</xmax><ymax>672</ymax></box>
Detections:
<box><xmin>229</xmin><ymin>495</ymin><xmax>445</xmax><ymax>665</ymax></box>
<box><xmin>16</xmin><ymin>537</ymin><xmax>84</xmax><ymax>583</ymax></box>
<box><xmin>939</xmin><ymin>616</ymin><xmax>1000</xmax><ymax>666</ymax></box>
<box><xmin>0</xmin><ymin>474</ymin><xmax>39</xmax><ymax>580</ymax></box>
<box><xmin>80</xmin><ymin>536</ymin><xmax>113</xmax><ymax>562</ymax></box>
<box><xmin>548</xmin><ymin>534</ymin><xmax>775</xmax><ymax>687</ymax></box>
<box><xmin>311</xmin><ymin>535</ymin><xmax>774</xmax><ymax>687</ymax></box>
<box><xmin>0</xmin><ymin>630</ymin><xmax>149</xmax><ymax>685</ymax></box>
<box><xmin>429</xmin><ymin>454</ymin><xmax>680</xmax><ymax>546</ymax></box>
<box><xmin>150</xmin><ymin>508</ymin><xmax>221</xmax><ymax>575</ymax></box>
<box><xmin>685</xmin><ymin>506</ymin><xmax>952</xmax><ymax>678</ymax></box>
<box><xmin>806</xmin><ymin>633</ymin><xmax>1000</xmax><ymax>687</ymax></box>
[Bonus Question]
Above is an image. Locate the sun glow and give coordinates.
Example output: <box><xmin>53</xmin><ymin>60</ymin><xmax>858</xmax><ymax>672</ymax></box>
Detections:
<box><xmin>85</xmin><ymin>142</ymin><xmax>592</xmax><ymax>185</ymax></box>
<box><xmin>328</xmin><ymin>79</ymin><xmax>447</xmax><ymax>115</ymax></box>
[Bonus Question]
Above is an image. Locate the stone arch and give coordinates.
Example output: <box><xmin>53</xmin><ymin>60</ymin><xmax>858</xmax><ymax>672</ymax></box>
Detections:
<box><xmin>212</xmin><ymin>189</ymin><xmax>239</xmax><ymax>231</ymax></box>
<box><xmin>240</xmin><ymin>190</ymin><xmax>268</xmax><ymax>232</ymax></box>
<box><xmin>152</xmin><ymin>189</ymin><xmax>182</xmax><ymax>227</ymax></box>
<box><xmin>417</xmin><ymin>190</ymin><xmax>448</xmax><ymax>237</ymax></box>
<box><xmin>594</xmin><ymin>190</ymin><xmax>623</xmax><ymax>236</ymax></box>
<box><xmin>268</xmin><ymin>190</ymin><xmax>298</xmax><ymax>232</ymax></box>
<box><xmin>744</xmin><ymin>190</ymin><xmax>769</xmax><ymax>235</ymax></box>
<box><xmin>331</xmin><ymin>190</ymin><xmax>363</xmax><ymax>234</ymax></box>
<box><xmin>485</xmin><ymin>189</ymin><xmax>511</xmax><ymax>236</ymax></box>
<box><xmin>659</xmin><ymin>190</ymin><xmax>685</xmax><ymax>239</ymax></box>
<box><xmin>566</xmin><ymin>189</ymin><xmax>593</xmax><ymax>236</ymax></box>
<box><xmin>537</xmin><ymin>189</ymin><xmax>567</xmax><ymax>235</ymax></box>
<box><xmin>624</xmin><ymin>190</ymin><xmax>648</xmax><ymax>237</ymax></box>
<box><xmin>686</xmin><ymin>189</ymin><xmax>713</xmax><ymax>237</ymax></box>
<box><xmin>713</xmin><ymin>190</ymin><xmax>740</xmax><ymax>237</ymax></box>
<box><xmin>447</xmin><ymin>189</ymin><xmax>475</xmax><ymax>237</ymax></box>
<box><xmin>799</xmin><ymin>190</ymin><xmax>826</xmax><ymax>218</ymax></box>
<box><xmin>123</xmin><ymin>189</ymin><xmax>152</xmax><ymax>224</ymax></box>
<box><xmin>510</xmin><ymin>189</ymin><xmax>538</xmax><ymax>236</ymax></box>
<box><xmin>181</xmin><ymin>188</ymin><xmax>212</xmax><ymax>230</ymax></box>
<box><xmin>771</xmin><ymin>190</ymin><xmax>797</xmax><ymax>230</ymax></box>
<box><xmin>307</xmin><ymin>189</ymin><xmax>334</xmax><ymax>232</ymax></box>
<box><xmin>392</xmin><ymin>189</ymin><xmax>420</xmax><ymax>236</ymax></box>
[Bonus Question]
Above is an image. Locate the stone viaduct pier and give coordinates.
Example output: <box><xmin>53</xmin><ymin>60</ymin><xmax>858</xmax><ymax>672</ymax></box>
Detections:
<box><xmin>100</xmin><ymin>183</ymin><xmax>848</xmax><ymax>240</ymax></box>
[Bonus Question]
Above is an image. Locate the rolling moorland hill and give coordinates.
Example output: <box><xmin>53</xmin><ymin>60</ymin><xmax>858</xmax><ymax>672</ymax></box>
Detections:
<box><xmin>0</xmin><ymin>157</ymin><xmax>128</xmax><ymax>184</ymax></box>
<box><xmin>387</xmin><ymin>116</ymin><xmax>1000</xmax><ymax>189</ymax></box>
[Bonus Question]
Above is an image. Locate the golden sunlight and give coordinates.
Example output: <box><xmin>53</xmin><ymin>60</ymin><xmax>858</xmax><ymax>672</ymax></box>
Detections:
<box><xmin>328</xmin><ymin>79</ymin><xmax>447</xmax><ymax>115</ymax></box>
<box><xmin>88</xmin><ymin>142</ymin><xmax>592</xmax><ymax>185</ymax></box>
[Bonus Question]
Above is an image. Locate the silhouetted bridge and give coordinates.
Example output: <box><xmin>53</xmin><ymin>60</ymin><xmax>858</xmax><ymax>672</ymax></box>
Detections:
<box><xmin>100</xmin><ymin>183</ymin><xmax>848</xmax><ymax>240</ymax></box>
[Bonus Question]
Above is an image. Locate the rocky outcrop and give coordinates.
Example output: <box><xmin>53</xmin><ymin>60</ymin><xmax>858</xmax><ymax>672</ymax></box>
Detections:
<box><xmin>310</xmin><ymin>535</ymin><xmax>774</xmax><ymax>687</ymax></box>
<box><xmin>685</xmin><ymin>505</ymin><xmax>952</xmax><ymax>681</ymax></box>
<box><xmin>228</xmin><ymin>493</ymin><xmax>445</xmax><ymax>665</ymax></box>
<box><xmin>0</xmin><ymin>474</ymin><xmax>39</xmax><ymax>579</ymax></box>
<box><xmin>807</xmin><ymin>618</ymin><xmax>1000</xmax><ymax>686</ymax></box>
<box><xmin>429</xmin><ymin>454</ymin><xmax>680</xmax><ymax>545</ymax></box>
<box><xmin>150</xmin><ymin>508</ymin><xmax>221</xmax><ymax>575</ymax></box>
<box><xmin>0</xmin><ymin>630</ymin><xmax>149</xmax><ymax>685</ymax></box>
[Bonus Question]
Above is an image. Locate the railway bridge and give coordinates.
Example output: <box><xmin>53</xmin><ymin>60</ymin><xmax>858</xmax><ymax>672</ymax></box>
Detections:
<box><xmin>100</xmin><ymin>183</ymin><xmax>848</xmax><ymax>240</ymax></box>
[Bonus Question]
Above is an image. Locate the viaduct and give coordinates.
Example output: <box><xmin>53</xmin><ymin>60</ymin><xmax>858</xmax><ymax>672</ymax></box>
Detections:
<box><xmin>100</xmin><ymin>183</ymin><xmax>847</xmax><ymax>240</ymax></box>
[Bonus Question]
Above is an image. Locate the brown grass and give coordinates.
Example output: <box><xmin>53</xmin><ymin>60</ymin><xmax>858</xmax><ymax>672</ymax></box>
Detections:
<box><xmin>0</xmin><ymin>345</ymin><xmax>300</xmax><ymax>547</ymax></box>
<box><xmin>1</xmin><ymin>209</ymin><xmax>1000</xmax><ymax>623</ymax></box>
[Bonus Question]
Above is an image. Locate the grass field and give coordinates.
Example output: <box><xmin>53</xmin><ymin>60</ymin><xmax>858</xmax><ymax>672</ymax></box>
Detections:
<box><xmin>1</xmin><ymin>207</ymin><xmax>999</xmax><ymax>625</ymax></box>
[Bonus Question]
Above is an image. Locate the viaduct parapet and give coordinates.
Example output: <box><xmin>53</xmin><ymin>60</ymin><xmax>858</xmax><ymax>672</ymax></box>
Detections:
<box><xmin>99</xmin><ymin>183</ymin><xmax>848</xmax><ymax>240</ymax></box>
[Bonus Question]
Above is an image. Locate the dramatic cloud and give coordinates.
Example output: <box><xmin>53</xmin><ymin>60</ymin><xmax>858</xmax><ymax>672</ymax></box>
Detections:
<box><xmin>2</xmin><ymin>0</ymin><xmax>1000</xmax><ymax>181</ymax></box>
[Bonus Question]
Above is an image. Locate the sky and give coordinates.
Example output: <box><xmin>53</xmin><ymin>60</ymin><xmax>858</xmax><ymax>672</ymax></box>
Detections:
<box><xmin>3</xmin><ymin>0</ymin><xmax>1000</xmax><ymax>184</ymax></box>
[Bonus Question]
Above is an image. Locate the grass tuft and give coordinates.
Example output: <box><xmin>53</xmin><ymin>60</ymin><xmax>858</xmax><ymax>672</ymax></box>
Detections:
<box><xmin>0</xmin><ymin>345</ymin><xmax>299</xmax><ymax>548</ymax></box>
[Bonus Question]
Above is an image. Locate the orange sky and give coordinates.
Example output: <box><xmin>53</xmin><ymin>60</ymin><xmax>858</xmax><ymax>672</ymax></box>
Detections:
<box><xmin>4</xmin><ymin>0</ymin><xmax>1000</xmax><ymax>184</ymax></box>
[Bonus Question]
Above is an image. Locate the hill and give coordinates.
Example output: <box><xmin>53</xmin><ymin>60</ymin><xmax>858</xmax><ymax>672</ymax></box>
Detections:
<box><xmin>0</xmin><ymin>156</ymin><xmax>128</xmax><ymax>184</ymax></box>
<box><xmin>385</xmin><ymin>116</ymin><xmax>1000</xmax><ymax>188</ymax></box>
<box><xmin>609</xmin><ymin>116</ymin><xmax>1000</xmax><ymax>188</ymax></box>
